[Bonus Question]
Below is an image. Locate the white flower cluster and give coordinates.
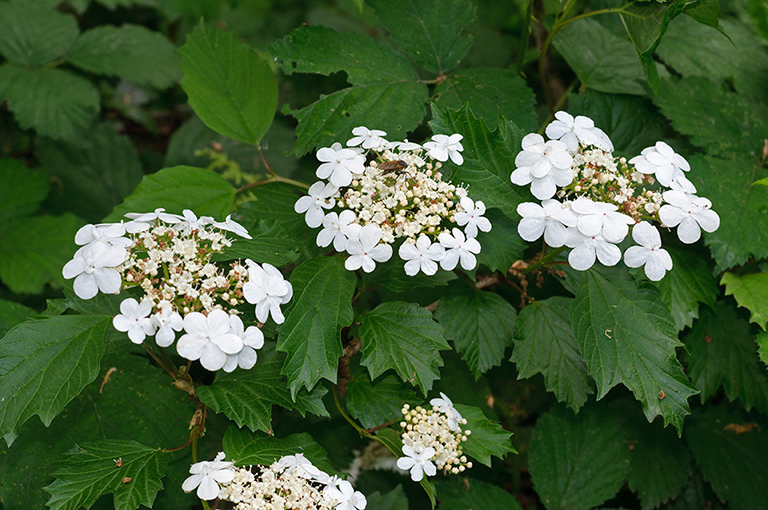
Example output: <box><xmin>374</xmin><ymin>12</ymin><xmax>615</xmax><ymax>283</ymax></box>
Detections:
<box><xmin>61</xmin><ymin>208</ymin><xmax>293</xmax><ymax>371</ymax></box>
<box><xmin>511</xmin><ymin>111</ymin><xmax>721</xmax><ymax>281</ymax></box>
<box><xmin>396</xmin><ymin>393</ymin><xmax>472</xmax><ymax>482</ymax></box>
<box><xmin>184</xmin><ymin>452</ymin><xmax>367</xmax><ymax>510</ymax></box>
<box><xmin>295</xmin><ymin>127</ymin><xmax>492</xmax><ymax>275</ymax></box>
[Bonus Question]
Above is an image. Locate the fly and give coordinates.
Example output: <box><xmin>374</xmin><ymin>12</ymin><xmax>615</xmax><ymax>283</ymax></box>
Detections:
<box><xmin>378</xmin><ymin>159</ymin><xmax>410</xmax><ymax>179</ymax></box>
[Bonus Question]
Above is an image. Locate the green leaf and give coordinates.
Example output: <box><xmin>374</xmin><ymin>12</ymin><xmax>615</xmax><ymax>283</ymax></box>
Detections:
<box><xmin>685</xmin><ymin>406</ymin><xmax>768</xmax><ymax>510</ymax></box>
<box><xmin>0</xmin><ymin>214</ymin><xmax>84</xmax><ymax>294</ymax></box>
<box><xmin>0</xmin><ymin>65</ymin><xmax>99</xmax><ymax>141</ymax></box>
<box><xmin>45</xmin><ymin>440</ymin><xmax>168</xmax><ymax>510</ymax></box>
<box><xmin>568</xmin><ymin>90</ymin><xmax>673</xmax><ymax>158</ymax></box>
<box><xmin>212</xmin><ymin>220</ymin><xmax>300</xmax><ymax>267</ymax></box>
<box><xmin>67</xmin><ymin>24</ymin><xmax>181</xmax><ymax>89</ymax></box>
<box><xmin>653</xmin><ymin>77</ymin><xmax>768</xmax><ymax>157</ymax></box>
<box><xmin>372</xmin><ymin>426</ymin><xmax>438</xmax><ymax>506</ymax></box>
<box><xmin>180</xmin><ymin>23</ymin><xmax>277</xmax><ymax>146</ymax></box>
<box><xmin>368</xmin><ymin>0</ymin><xmax>475</xmax><ymax>74</ymax></box>
<box><xmin>528</xmin><ymin>405</ymin><xmax>630</xmax><ymax>510</ymax></box>
<box><xmin>654</xmin><ymin>247</ymin><xmax>719</xmax><ymax>332</ymax></box>
<box><xmin>474</xmin><ymin>209</ymin><xmax>527</xmax><ymax>273</ymax></box>
<box><xmin>235</xmin><ymin>184</ymin><xmax>318</xmax><ymax>255</ymax></box>
<box><xmin>0</xmin><ymin>353</ymin><xmax>196</xmax><ymax>510</ymax></box>
<box><xmin>683</xmin><ymin>301</ymin><xmax>768</xmax><ymax>414</ymax></box>
<box><xmin>107</xmin><ymin>166</ymin><xmax>236</xmax><ymax>222</ymax></box>
<box><xmin>657</xmin><ymin>17</ymin><xmax>768</xmax><ymax>103</ymax></box>
<box><xmin>618</xmin><ymin>401</ymin><xmax>692</xmax><ymax>510</ymax></box>
<box><xmin>721</xmin><ymin>272</ymin><xmax>768</xmax><ymax>330</ymax></box>
<box><xmin>435</xmin><ymin>478</ymin><xmax>522</xmax><ymax>510</ymax></box>
<box><xmin>37</xmin><ymin>123</ymin><xmax>143</xmax><ymax>222</ymax></box>
<box><xmin>434</xmin><ymin>287</ymin><xmax>516</xmax><ymax>378</ymax></box>
<box><xmin>346</xmin><ymin>371</ymin><xmax>420</xmax><ymax>430</ymax></box>
<box><xmin>285</xmin><ymin>81</ymin><xmax>429</xmax><ymax>156</ymax></box>
<box><xmin>512</xmin><ymin>296</ymin><xmax>593</xmax><ymax>412</ymax></box>
<box><xmin>552</xmin><ymin>18</ymin><xmax>647</xmax><ymax>96</ymax></box>
<box><xmin>0</xmin><ymin>158</ymin><xmax>49</xmax><ymax>222</ymax></box>
<box><xmin>222</xmin><ymin>426</ymin><xmax>337</xmax><ymax>474</ymax></box>
<box><xmin>430</xmin><ymin>105</ymin><xmax>524</xmax><ymax>219</ymax></box>
<box><xmin>271</xmin><ymin>25</ymin><xmax>419</xmax><ymax>85</ymax></box>
<box><xmin>660</xmin><ymin>469</ymin><xmax>727</xmax><ymax>510</ymax></box>
<box><xmin>270</xmin><ymin>25</ymin><xmax>427</xmax><ymax>155</ymax></box>
<box><xmin>692</xmin><ymin>154</ymin><xmax>768</xmax><ymax>271</ymax></box>
<box><xmin>197</xmin><ymin>348</ymin><xmax>328</xmax><ymax>433</ymax></box>
<box><xmin>366</xmin><ymin>485</ymin><xmax>410</xmax><ymax>510</ymax></box>
<box><xmin>278</xmin><ymin>257</ymin><xmax>357</xmax><ymax>395</ymax></box>
<box><xmin>360</xmin><ymin>301</ymin><xmax>450</xmax><ymax>394</ymax></box>
<box><xmin>453</xmin><ymin>403</ymin><xmax>515</xmax><ymax>466</ymax></box>
<box><xmin>0</xmin><ymin>300</ymin><xmax>35</xmax><ymax>337</ymax></box>
<box><xmin>0</xmin><ymin>0</ymin><xmax>79</xmax><ymax>66</ymax></box>
<box><xmin>0</xmin><ymin>315</ymin><xmax>110</xmax><ymax>445</ymax></box>
<box><xmin>759</xmin><ymin>331</ymin><xmax>768</xmax><ymax>368</ymax></box>
<box><xmin>435</xmin><ymin>68</ymin><xmax>536</xmax><ymax>132</ymax></box>
<box><xmin>569</xmin><ymin>267</ymin><xmax>698</xmax><ymax>434</ymax></box>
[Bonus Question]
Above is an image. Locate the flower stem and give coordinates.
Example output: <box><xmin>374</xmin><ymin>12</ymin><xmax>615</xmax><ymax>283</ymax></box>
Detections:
<box><xmin>332</xmin><ymin>386</ymin><xmax>373</xmax><ymax>439</ymax></box>
<box><xmin>524</xmin><ymin>246</ymin><xmax>567</xmax><ymax>274</ymax></box>
<box><xmin>142</xmin><ymin>344</ymin><xmax>177</xmax><ymax>380</ymax></box>
<box><xmin>236</xmin><ymin>174</ymin><xmax>310</xmax><ymax>193</ymax></box>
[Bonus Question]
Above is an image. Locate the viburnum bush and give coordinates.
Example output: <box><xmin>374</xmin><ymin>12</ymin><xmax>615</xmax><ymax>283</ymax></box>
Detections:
<box><xmin>1</xmin><ymin>1</ymin><xmax>768</xmax><ymax>510</ymax></box>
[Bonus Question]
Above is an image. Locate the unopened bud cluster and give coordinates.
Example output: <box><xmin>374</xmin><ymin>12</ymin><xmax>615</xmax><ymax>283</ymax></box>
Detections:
<box><xmin>295</xmin><ymin>127</ymin><xmax>492</xmax><ymax>275</ymax></box>
<box><xmin>396</xmin><ymin>393</ymin><xmax>472</xmax><ymax>482</ymax></box>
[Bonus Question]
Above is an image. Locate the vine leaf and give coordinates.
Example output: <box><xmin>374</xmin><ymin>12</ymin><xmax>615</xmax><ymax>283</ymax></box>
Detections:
<box><xmin>434</xmin><ymin>287</ymin><xmax>516</xmax><ymax>378</ymax></box>
<box><xmin>197</xmin><ymin>348</ymin><xmax>328</xmax><ymax>433</ymax></box>
<box><xmin>346</xmin><ymin>371</ymin><xmax>420</xmax><ymax>430</ymax></box>
<box><xmin>569</xmin><ymin>267</ymin><xmax>698</xmax><ymax>434</ymax></box>
<box><xmin>0</xmin><ymin>315</ymin><xmax>110</xmax><ymax>445</ymax></box>
<box><xmin>278</xmin><ymin>257</ymin><xmax>356</xmax><ymax>396</ymax></box>
<box><xmin>359</xmin><ymin>301</ymin><xmax>450</xmax><ymax>394</ymax></box>
<box><xmin>435</xmin><ymin>478</ymin><xmax>523</xmax><ymax>510</ymax></box>
<box><xmin>512</xmin><ymin>296</ymin><xmax>593</xmax><ymax>412</ymax></box>
<box><xmin>0</xmin><ymin>0</ymin><xmax>79</xmax><ymax>66</ymax></box>
<box><xmin>454</xmin><ymin>404</ymin><xmax>515</xmax><ymax>466</ymax></box>
<box><xmin>528</xmin><ymin>405</ymin><xmax>630</xmax><ymax>510</ymax></box>
<box><xmin>44</xmin><ymin>440</ymin><xmax>168</xmax><ymax>510</ymax></box>
<box><xmin>180</xmin><ymin>23</ymin><xmax>277</xmax><ymax>146</ymax></box>
<box><xmin>721</xmin><ymin>272</ymin><xmax>768</xmax><ymax>330</ymax></box>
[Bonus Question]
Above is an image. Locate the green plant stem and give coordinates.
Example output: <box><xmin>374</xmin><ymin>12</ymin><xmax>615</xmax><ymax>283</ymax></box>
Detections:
<box><xmin>537</xmin><ymin>78</ymin><xmax>578</xmax><ymax>134</ymax></box>
<box><xmin>524</xmin><ymin>246</ymin><xmax>567</xmax><ymax>274</ymax></box>
<box><xmin>332</xmin><ymin>386</ymin><xmax>374</xmax><ymax>439</ymax></box>
<box><xmin>157</xmin><ymin>346</ymin><xmax>180</xmax><ymax>377</ymax></box>
<box><xmin>516</xmin><ymin>0</ymin><xmax>535</xmax><ymax>74</ymax></box>
<box><xmin>142</xmin><ymin>344</ymin><xmax>177</xmax><ymax>380</ymax></box>
<box><xmin>236</xmin><ymin>174</ymin><xmax>309</xmax><ymax>193</ymax></box>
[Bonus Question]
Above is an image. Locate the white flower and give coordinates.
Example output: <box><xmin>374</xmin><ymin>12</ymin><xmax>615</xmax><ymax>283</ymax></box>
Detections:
<box><xmin>565</xmin><ymin>228</ymin><xmax>621</xmax><ymax>271</ymax></box>
<box><xmin>212</xmin><ymin>215</ymin><xmax>251</xmax><ymax>239</ymax></box>
<box><xmin>429</xmin><ymin>392</ymin><xmax>464</xmax><ymax>431</ymax></box>
<box><xmin>176</xmin><ymin>209</ymin><xmax>214</xmax><ymax>231</ymax></box>
<box><xmin>423</xmin><ymin>134</ymin><xmax>464</xmax><ymax>165</ymax></box>
<box><xmin>571</xmin><ymin>197</ymin><xmax>634</xmax><ymax>243</ymax></box>
<box><xmin>516</xmin><ymin>200</ymin><xmax>578</xmax><ymax>248</ymax></box>
<box><xmin>669</xmin><ymin>175</ymin><xmax>697</xmax><ymax>194</ymax></box>
<box><xmin>438</xmin><ymin>228</ymin><xmax>480</xmax><ymax>271</ymax></box>
<box><xmin>124</xmin><ymin>207</ymin><xmax>183</xmax><ymax>225</ymax></box>
<box><xmin>182</xmin><ymin>452</ymin><xmax>236</xmax><ymax>501</ymax></box>
<box><xmin>177</xmin><ymin>310</ymin><xmax>244</xmax><ymax>371</ymax></box>
<box><xmin>399</xmin><ymin>235</ymin><xmax>445</xmax><ymax>276</ymax></box>
<box><xmin>629</xmin><ymin>142</ymin><xmax>690</xmax><ymax>187</ymax></box>
<box><xmin>242</xmin><ymin>261</ymin><xmax>293</xmax><ymax>324</ymax></box>
<box><xmin>624</xmin><ymin>222</ymin><xmax>673</xmax><ymax>281</ymax></box>
<box><xmin>545</xmin><ymin>111</ymin><xmax>613</xmax><ymax>152</ymax></box>
<box><xmin>347</xmin><ymin>126</ymin><xmax>389</xmax><ymax>150</ymax></box>
<box><xmin>317</xmin><ymin>142</ymin><xmax>366</xmax><ymax>187</ymax></box>
<box><xmin>659</xmin><ymin>190</ymin><xmax>720</xmax><ymax>244</ymax></box>
<box><xmin>62</xmin><ymin>242</ymin><xmax>126</xmax><ymax>299</ymax></box>
<box><xmin>317</xmin><ymin>210</ymin><xmax>358</xmax><ymax>252</ymax></box>
<box><xmin>326</xmin><ymin>480</ymin><xmax>367</xmax><ymax>510</ymax></box>
<box><xmin>391</xmin><ymin>139</ymin><xmax>421</xmax><ymax>151</ymax></box>
<box><xmin>511</xmin><ymin>133</ymin><xmax>573</xmax><ymax>200</ymax></box>
<box><xmin>150</xmin><ymin>306</ymin><xmax>184</xmax><ymax>347</ymax></box>
<box><xmin>277</xmin><ymin>453</ymin><xmax>325</xmax><ymax>480</ymax></box>
<box><xmin>74</xmin><ymin>223</ymin><xmax>132</xmax><ymax>249</ymax></box>
<box><xmin>112</xmin><ymin>298</ymin><xmax>155</xmax><ymax>344</ymax></box>
<box><xmin>345</xmin><ymin>224</ymin><xmax>393</xmax><ymax>273</ymax></box>
<box><xmin>396</xmin><ymin>445</ymin><xmax>436</xmax><ymax>482</ymax></box>
<box><xmin>454</xmin><ymin>197</ymin><xmax>492</xmax><ymax>238</ymax></box>
<box><xmin>222</xmin><ymin>315</ymin><xmax>264</xmax><ymax>372</ymax></box>
<box><xmin>294</xmin><ymin>181</ymin><xmax>338</xmax><ymax>228</ymax></box>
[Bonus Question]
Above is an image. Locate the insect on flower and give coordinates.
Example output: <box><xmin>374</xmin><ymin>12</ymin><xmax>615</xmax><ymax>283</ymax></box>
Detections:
<box><xmin>378</xmin><ymin>159</ymin><xmax>411</xmax><ymax>179</ymax></box>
